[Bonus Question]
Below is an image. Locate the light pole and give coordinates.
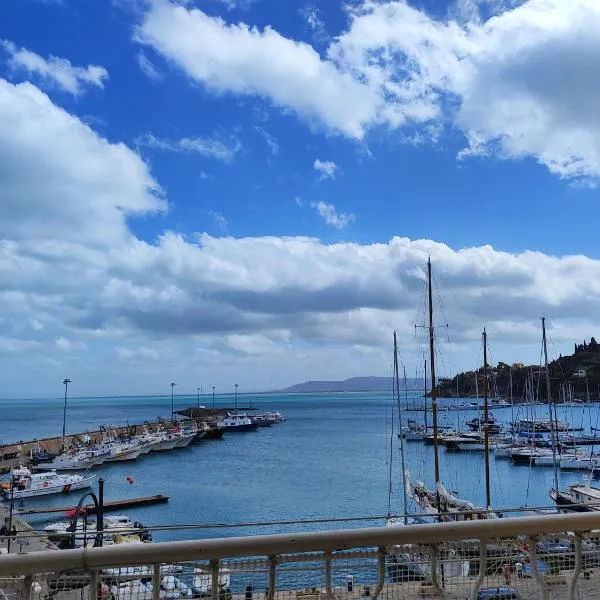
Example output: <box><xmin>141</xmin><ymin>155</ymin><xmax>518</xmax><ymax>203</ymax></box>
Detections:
<box><xmin>197</xmin><ymin>387</ymin><xmax>201</xmax><ymax>408</ymax></box>
<box><xmin>234</xmin><ymin>383</ymin><xmax>238</xmax><ymax>409</ymax></box>
<box><xmin>212</xmin><ymin>386</ymin><xmax>215</xmax><ymax>408</ymax></box>
<box><xmin>170</xmin><ymin>382</ymin><xmax>176</xmax><ymax>423</ymax></box>
<box><xmin>62</xmin><ymin>378</ymin><xmax>71</xmax><ymax>449</ymax></box>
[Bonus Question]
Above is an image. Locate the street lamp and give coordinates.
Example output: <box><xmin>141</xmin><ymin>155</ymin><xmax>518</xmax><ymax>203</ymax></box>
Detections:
<box><xmin>212</xmin><ymin>386</ymin><xmax>215</xmax><ymax>408</ymax></box>
<box><xmin>197</xmin><ymin>387</ymin><xmax>201</xmax><ymax>408</ymax></box>
<box><xmin>170</xmin><ymin>382</ymin><xmax>176</xmax><ymax>423</ymax></box>
<box><xmin>234</xmin><ymin>383</ymin><xmax>238</xmax><ymax>409</ymax></box>
<box><xmin>62</xmin><ymin>378</ymin><xmax>71</xmax><ymax>449</ymax></box>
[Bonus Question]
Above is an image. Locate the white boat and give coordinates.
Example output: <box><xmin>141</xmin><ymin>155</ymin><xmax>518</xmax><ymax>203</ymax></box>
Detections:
<box><xmin>551</xmin><ymin>479</ymin><xmax>600</xmax><ymax>512</ymax></box>
<box><xmin>94</xmin><ymin>435</ymin><xmax>143</xmax><ymax>462</ymax></box>
<box><xmin>33</xmin><ymin>451</ymin><xmax>99</xmax><ymax>471</ymax></box>
<box><xmin>0</xmin><ymin>467</ymin><xmax>95</xmax><ymax>499</ymax></box>
<box><xmin>192</xmin><ymin>567</ymin><xmax>231</xmax><ymax>596</ymax></box>
<box><xmin>171</xmin><ymin>427</ymin><xmax>196</xmax><ymax>448</ymax></box>
<box><xmin>443</xmin><ymin>433</ymin><xmax>489</xmax><ymax>452</ymax></box>
<box><xmin>110</xmin><ymin>580</ymin><xmax>156</xmax><ymax>600</ymax></box>
<box><xmin>560</xmin><ymin>454</ymin><xmax>600</xmax><ymax>470</ymax></box>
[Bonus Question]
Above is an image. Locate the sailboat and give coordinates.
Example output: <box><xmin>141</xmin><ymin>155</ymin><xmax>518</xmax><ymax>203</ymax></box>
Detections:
<box><xmin>406</xmin><ymin>259</ymin><xmax>497</xmax><ymax>522</ymax></box>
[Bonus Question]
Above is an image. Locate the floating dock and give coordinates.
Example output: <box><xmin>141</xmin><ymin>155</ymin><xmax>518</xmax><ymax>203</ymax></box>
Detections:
<box><xmin>15</xmin><ymin>494</ymin><xmax>169</xmax><ymax>515</ymax></box>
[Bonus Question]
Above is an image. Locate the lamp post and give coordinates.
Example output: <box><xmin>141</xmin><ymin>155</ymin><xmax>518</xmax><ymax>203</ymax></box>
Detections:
<box><xmin>212</xmin><ymin>386</ymin><xmax>215</xmax><ymax>408</ymax></box>
<box><xmin>234</xmin><ymin>383</ymin><xmax>238</xmax><ymax>409</ymax></box>
<box><xmin>170</xmin><ymin>382</ymin><xmax>176</xmax><ymax>423</ymax></box>
<box><xmin>62</xmin><ymin>378</ymin><xmax>71</xmax><ymax>449</ymax></box>
<box><xmin>197</xmin><ymin>387</ymin><xmax>201</xmax><ymax>408</ymax></box>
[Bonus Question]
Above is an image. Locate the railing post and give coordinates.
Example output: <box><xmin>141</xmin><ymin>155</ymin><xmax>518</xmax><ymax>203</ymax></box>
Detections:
<box><xmin>88</xmin><ymin>570</ymin><xmax>98</xmax><ymax>600</ymax></box>
<box><xmin>323</xmin><ymin>551</ymin><xmax>335</xmax><ymax>600</ymax></box>
<box><xmin>210</xmin><ymin>559</ymin><xmax>220</xmax><ymax>600</ymax></box>
<box><xmin>568</xmin><ymin>534</ymin><xmax>582</xmax><ymax>600</ymax></box>
<box><xmin>370</xmin><ymin>547</ymin><xmax>385</xmax><ymax>600</ymax></box>
<box><xmin>527</xmin><ymin>536</ymin><xmax>549</xmax><ymax>600</ymax></box>
<box><xmin>22</xmin><ymin>575</ymin><xmax>33</xmax><ymax>600</ymax></box>
<box><xmin>267</xmin><ymin>555</ymin><xmax>277</xmax><ymax>600</ymax></box>
<box><xmin>469</xmin><ymin>539</ymin><xmax>487</xmax><ymax>600</ymax></box>
<box><xmin>152</xmin><ymin>563</ymin><xmax>161</xmax><ymax>600</ymax></box>
<box><xmin>428</xmin><ymin>545</ymin><xmax>450</xmax><ymax>600</ymax></box>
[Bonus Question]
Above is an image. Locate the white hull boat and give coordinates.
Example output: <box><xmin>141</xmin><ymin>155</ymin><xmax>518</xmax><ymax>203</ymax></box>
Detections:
<box><xmin>172</xmin><ymin>432</ymin><xmax>196</xmax><ymax>448</ymax></box>
<box><xmin>0</xmin><ymin>467</ymin><xmax>95</xmax><ymax>499</ymax></box>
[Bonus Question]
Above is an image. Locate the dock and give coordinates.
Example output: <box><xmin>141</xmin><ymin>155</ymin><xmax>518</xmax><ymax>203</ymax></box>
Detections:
<box><xmin>15</xmin><ymin>494</ymin><xmax>169</xmax><ymax>515</ymax></box>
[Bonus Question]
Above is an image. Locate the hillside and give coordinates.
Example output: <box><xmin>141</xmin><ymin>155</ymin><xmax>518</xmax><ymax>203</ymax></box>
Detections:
<box><xmin>278</xmin><ymin>376</ymin><xmax>423</xmax><ymax>394</ymax></box>
<box><xmin>436</xmin><ymin>337</ymin><xmax>600</xmax><ymax>401</ymax></box>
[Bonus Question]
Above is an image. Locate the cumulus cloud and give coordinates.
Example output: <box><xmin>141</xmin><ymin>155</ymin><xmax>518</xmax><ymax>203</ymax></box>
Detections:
<box><xmin>4</xmin><ymin>75</ymin><xmax>600</xmax><ymax>395</ymax></box>
<box><xmin>1</xmin><ymin>40</ymin><xmax>108</xmax><ymax>95</ymax></box>
<box><xmin>311</xmin><ymin>202</ymin><xmax>355</xmax><ymax>229</ymax></box>
<box><xmin>136</xmin><ymin>0</ymin><xmax>600</xmax><ymax>182</ymax></box>
<box><xmin>136</xmin><ymin>132</ymin><xmax>241</xmax><ymax>162</ymax></box>
<box><xmin>313</xmin><ymin>159</ymin><xmax>337</xmax><ymax>180</ymax></box>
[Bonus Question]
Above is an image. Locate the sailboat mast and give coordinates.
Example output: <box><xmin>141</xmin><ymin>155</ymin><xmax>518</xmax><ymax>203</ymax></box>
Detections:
<box><xmin>482</xmin><ymin>328</ymin><xmax>491</xmax><ymax>510</ymax></box>
<box><xmin>394</xmin><ymin>331</ymin><xmax>409</xmax><ymax>524</ymax></box>
<box><xmin>542</xmin><ymin>317</ymin><xmax>559</xmax><ymax>491</ymax></box>
<box><xmin>427</xmin><ymin>258</ymin><xmax>441</xmax><ymax>490</ymax></box>
<box><xmin>424</xmin><ymin>359</ymin><xmax>428</xmax><ymax>430</ymax></box>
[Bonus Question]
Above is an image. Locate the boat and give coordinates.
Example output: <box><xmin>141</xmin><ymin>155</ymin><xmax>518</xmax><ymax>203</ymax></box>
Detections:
<box><xmin>560</xmin><ymin>454</ymin><xmax>600</xmax><ymax>470</ymax></box>
<box><xmin>407</xmin><ymin>261</ymin><xmax>496</xmax><ymax>522</ymax></box>
<box><xmin>95</xmin><ymin>435</ymin><xmax>144</xmax><ymax>462</ymax></box>
<box><xmin>192</xmin><ymin>567</ymin><xmax>231</xmax><ymax>596</ymax></box>
<box><xmin>202</xmin><ymin>425</ymin><xmax>225</xmax><ymax>440</ymax></box>
<box><xmin>31</xmin><ymin>450</ymin><xmax>101</xmax><ymax>471</ymax></box>
<box><xmin>0</xmin><ymin>467</ymin><xmax>95</xmax><ymax>499</ymax></box>
<box><xmin>215</xmin><ymin>412</ymin><xmax>258</xmax><ymax>432</ymax></box>
<box><xmin>550</xmin><ymin>480</ymin><xmax>600</xmax><ymax>512</ymax></box>
<box><xmin>443</xmin><ymin>432</ymin><xmax>489</xmax><ymax>452</ymax></box>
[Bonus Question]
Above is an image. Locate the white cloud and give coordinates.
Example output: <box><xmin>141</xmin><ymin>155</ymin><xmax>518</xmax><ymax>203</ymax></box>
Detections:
<box><xmin>136</xmin><ymin>51</ymin><xmax>163</xmax><ymax>81</ymax></box>
<box><xmin>1</xmin><ymin>40</ymin><xmax>108</xmax><ymax>96</ymax></box>
<box><xmin>209</xmin><ymin>211</ymin><xmax>229</xmax><ymax>233</ymax></box>
<box><xmin>300</xmin><ymin>5</ymin><xmax>330</xmax><ymax>44</ymax></box>
<box><xmin>313</xmin><ymin>159</ymin><xmax>337</xmax><ymax>180</ymax></box>
<box><xmin>311</xmin><ymin>201</ymin><xmax>355</xmax><ymax>229</ymax></box>
<box><xmin>137</xmin><ymin>133</ymin><xmax>240</xmax><ymax>162</ymax></box>
<box><xmin>6</xmin><ymin>74</ymin><xmax>600</xmax><ymax>396</ymax></box>
<box><xmin>136</xmin><ymin>0</ymin><xmax>600</xmax><ymax>182</ymax></box>
<box><xmin>254</xmin><ymin>126</ymin><xmax>279</xmax><ymax>155</ymax></box>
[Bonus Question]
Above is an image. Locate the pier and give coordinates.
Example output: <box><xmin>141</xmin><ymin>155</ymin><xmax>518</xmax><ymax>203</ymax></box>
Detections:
<box><xmin>15</xmin><ymin>494</ymin><xmax>169</xmax><ymax>515</ymax></box>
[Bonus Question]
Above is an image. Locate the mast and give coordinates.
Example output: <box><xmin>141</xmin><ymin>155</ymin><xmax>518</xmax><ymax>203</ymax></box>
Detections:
<box><xmin>542</xmin><ymin>317</ymin><xmax>559</xmax><ymax>491</ymax></box>
<box><xmin>423</xmin><ymin>359</ymin><xmax>428</xmax><ymax>430</ymax></box>
<box><xmin>509</xmin><ymin>366</ymin><xmax>514</xmax><ymax>424</ymax></box>
<box><xmin>482</xmin><ymin>328</ymin><xmax>491</xmax><ymax>510</ymax></box>
<box><xmin>394</xmin><ymin>332</ymin><xmax>409</xmax><ymax>524</ymax></box>
<box><xmin>427</xmin><ymin>258</ymin><xmax>441</xmax><ymax>502</ymax></box>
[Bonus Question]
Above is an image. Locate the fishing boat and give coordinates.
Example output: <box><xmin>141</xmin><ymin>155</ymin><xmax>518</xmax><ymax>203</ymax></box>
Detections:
<box><xmin>215</xmin><ymin>412</ymin><xmax>258</xmax><ymax>432</ymax></box>
<box><xmin>94</xmin><ymin>432</ymin><xmax>144</xmax><ymax>462</ymax></box>
<box><xmin>31</xmin><ymin>449</ymin><xmax>102</xmax><ymax>471</ymax></box>
<box><xmin>0</xmin><ymin>466</ymin><xmax>95</xmax><ymax>499</ymax></box>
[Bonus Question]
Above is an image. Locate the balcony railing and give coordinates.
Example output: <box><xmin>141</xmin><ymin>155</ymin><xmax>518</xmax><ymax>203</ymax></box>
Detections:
<box><xmin>2</xmin><ymin>511</ymin><xmax>600</xmax><ymax>600</ymax></box>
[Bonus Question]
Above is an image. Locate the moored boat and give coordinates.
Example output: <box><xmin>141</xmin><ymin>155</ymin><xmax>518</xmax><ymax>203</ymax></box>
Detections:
<box><xmin>0</xmin><ymin>466</ymin><xmax>95</xmax><ymax>499</ymax></box>
<box><xmin>216</xmin><ymin>412</ymin><xmax>258</xmax><ymax>432</ymax></box>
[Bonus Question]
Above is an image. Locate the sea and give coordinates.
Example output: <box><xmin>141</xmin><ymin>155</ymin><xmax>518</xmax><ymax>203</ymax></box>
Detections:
<box><xmin>1</xmin><ymin>392</ymin><xmax>599</xmax><ymax>544</ymax></box>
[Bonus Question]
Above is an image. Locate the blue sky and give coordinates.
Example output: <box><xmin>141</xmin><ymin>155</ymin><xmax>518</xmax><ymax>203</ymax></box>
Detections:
<box><xmin>1</xmin><ymin>0</ymin><xmax>600</xmax><ymax>397</ymax></box>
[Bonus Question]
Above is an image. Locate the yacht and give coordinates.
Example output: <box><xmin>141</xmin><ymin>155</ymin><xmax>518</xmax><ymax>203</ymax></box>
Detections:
<box><xmin>550</xmin><ymin>480</ymin><xmax>600</xmax><ymax>512</ymax></box>
<box><xmin>0</xmin><ymin>466</ymin><xmax>95</xmax><ymax>499</ymax></box>
<box><xmin>215</xmin><ymin>413</ymin><xmax>258</xmax><ymax>432</ymax></box>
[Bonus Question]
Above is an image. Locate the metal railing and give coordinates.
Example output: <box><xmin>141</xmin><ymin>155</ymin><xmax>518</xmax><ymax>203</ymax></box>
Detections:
<box><xmin>3</xmin><ymin>512</ymin><xmax>600</xmax><ymax>600</ymax></box>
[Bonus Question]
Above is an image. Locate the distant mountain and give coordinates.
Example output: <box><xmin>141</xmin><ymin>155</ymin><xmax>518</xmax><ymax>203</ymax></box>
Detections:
<box><xmin>277</xmin><ymin>376</ymin><xmax>423</xmax><ymax>394</ymax></box>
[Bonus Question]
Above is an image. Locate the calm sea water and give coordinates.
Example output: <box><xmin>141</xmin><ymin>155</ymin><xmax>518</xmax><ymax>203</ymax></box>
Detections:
<box><xmin>1</xmin><ymin>392</ymin><xmax>599</xmax><ymax>542</ymax></box>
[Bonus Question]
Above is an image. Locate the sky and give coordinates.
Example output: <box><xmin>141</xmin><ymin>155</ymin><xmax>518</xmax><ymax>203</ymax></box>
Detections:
<box><xmin>1</xmin><ymin>0</ymin><xmax>600</xmax><ymax>398</ymax></box>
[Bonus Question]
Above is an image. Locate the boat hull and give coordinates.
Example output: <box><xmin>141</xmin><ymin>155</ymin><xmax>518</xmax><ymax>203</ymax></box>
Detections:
<box><xmin>222</xmin><ymin>423</ymin><xmax>258</xmax><ymax>432</ymax></box>
<box><xmin>105</xmin><ymin>449</ymin><xmax>143</xmax><ymax>462</ymax></box>
<box><xmin>2</xmin><ymin>475</ymin><xmax>95</xmax><ymax>499</ymax></box>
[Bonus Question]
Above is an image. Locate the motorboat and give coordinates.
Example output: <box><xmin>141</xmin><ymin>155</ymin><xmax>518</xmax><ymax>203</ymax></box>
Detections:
<box><xmin>550</xmin><ymin>480</ymin><xmax>600</xmax><ymax>512</ymax></box>
<box><xmin>0</xmin><ymin>467</ymin><xmax>95</xmax><ymax>499</ymax></box>
<box><xmin>94</xmin><ymin>434</ymin><xmax>144</xmax><ymax>462</ymax></box>
<box><xmin>215</xmin><ymin>413</ymin><xmax>258</xmax><ymax>432</ymax></box>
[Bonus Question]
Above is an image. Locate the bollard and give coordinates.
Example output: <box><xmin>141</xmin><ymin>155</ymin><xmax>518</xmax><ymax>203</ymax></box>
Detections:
<box><xmin>346</xmin><ymin>576</ymin><xmax>354</xmax><ymax>593</ymax></box>
<box><xmin>245</xmin><ymin>585</ymin><xmax>253</xmax><ymax>600</ymax></box>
